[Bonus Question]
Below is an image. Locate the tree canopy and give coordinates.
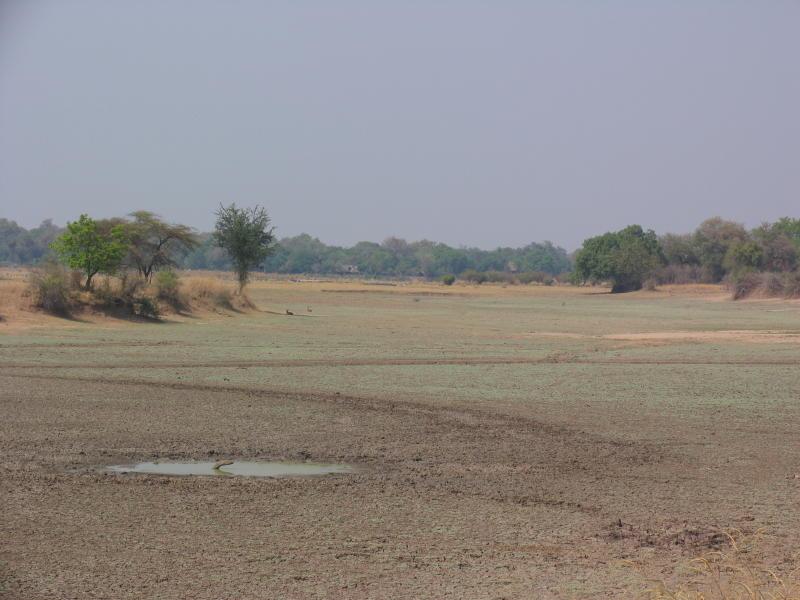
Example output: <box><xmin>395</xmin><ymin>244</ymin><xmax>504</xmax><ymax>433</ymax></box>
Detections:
<box><xmin>124</xmin><ymin>211</ymin><xmax>198</xmax><ymax>282</ymax></box>
<box><xmin>213</xmin><ymin>204</ymin><xmax>276</xmax><ymax>290</ymax></box>
<box><xmin>50</xmin><ymin>214</ymin><xmax>129</xmax><ymax>289</ymax></box>
<box><xmin>574</xmin><ymin>225</ymin><xmax>662</xmax><ymax>292</ymax></box>
<box><xmin>0</xmin><ymin>219</ymin><xmax>62</xmax><ymax>265</ymax></box>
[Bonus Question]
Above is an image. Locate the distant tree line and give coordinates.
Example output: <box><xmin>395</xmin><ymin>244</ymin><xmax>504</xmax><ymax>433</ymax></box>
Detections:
<box><xmin>2</xmin><ymin>217</ymin><xmax>572</xmax><ymax>278</ymax></box>
<box><xmin>4</xmin><ymin>213</ymin><xmax>799</xmax><ymax>291</ymax></box>
<box><xmin>0</xmin><ymin>219</ymin><xmax>62</xmax><ymax>264</ymax></box>
<box><xmin>182</xmin><ymin>233</ymin><xmax>573</xmax><ymax>278</ymax></box>
<box><xmin>227</xmin><ymin>235</ymin><xmax>571</xmax><ymax>278</ymax></box>
<box><xmin>574</xmin><ymin>217</ymin><xmax>800</xmax><ymax>292</ymax></box>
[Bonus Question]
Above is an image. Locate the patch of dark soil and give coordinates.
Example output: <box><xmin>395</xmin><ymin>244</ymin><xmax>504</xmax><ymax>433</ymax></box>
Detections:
<box><xmin>604</xmin><ymin>520</ymin><xmax>730</xmax><ymax>551</ymax></box>
<box><xmin>664</xmin><ymin>527</ymin><xmax>729</xmax><ymax>549</ymax></box>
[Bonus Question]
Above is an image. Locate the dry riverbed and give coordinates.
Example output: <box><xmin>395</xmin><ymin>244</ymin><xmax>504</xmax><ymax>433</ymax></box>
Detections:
<box><xmin>2</xmin><ymin>280</ymin><xmax>799</xmax><ymax>598</ymax></box>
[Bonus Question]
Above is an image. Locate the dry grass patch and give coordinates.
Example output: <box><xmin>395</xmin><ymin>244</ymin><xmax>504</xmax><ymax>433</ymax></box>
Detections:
<box><xmin>638</xmin><ymin>531</ymin><xmax>800</xmax><ymax>599</ymax></box>
<box><xmin>182</xmin><ymin>276</ymin><xmax>254</xmax><ymax>311</ymax></box>
<box><xmin>0</xmin><ymin>269</ymin><xmax>258</xmax><ymax>326</ymax></box>
<box><xmin>0</xmin><ymin>279</ymin><xmax>29</xmax><ymax>318</ymax></box>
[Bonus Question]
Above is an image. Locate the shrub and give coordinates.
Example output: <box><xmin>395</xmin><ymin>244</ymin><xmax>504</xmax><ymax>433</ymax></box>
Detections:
<box><xmin>763</xmin><ymin>272</ymin><xmax>784</xmax><ymax>297</ymax></box>
<box><xmin>643</xmin><ymin>277</ymin><xmax>658</xmax><ymax>291</ymax></box>
<box><xmin>92</xmin><ymin>273</ymin><xmax>141</xmax><ymax>306</ymax></box>
<box><xmin>69</xmin><ymin>270</ymin><xmax>83</xmax><ymax>290</ymax></box>
<box><xmin>460</xmin><ymin>269</ymin><xmax>487</xmax><ymax>284</ymax></box>
<box><xmin>154</xmin><ymin>270</ymin><xmax>185</xmax><ymax>309</ymax></box>
<box><xmin>654</xmin><ymin>264</ymin><xmax>704</xmax><ymax>285</ymax></box>
<box><xmin>119</xmin><ymin>272</ymin><xmax>145</xmax><ymax>300</ymax></box>
<box><xmin>730</xmin><ymin>272</ymin><xmax>763</xmax><ymax>300</ymax></box>
<box><xmin>517</xmin><ymin>271</ymin><xmax>549</xmax><ymax>285</ymax></box>
<box><xmin>441</xmin><ymin>274</ymin><xmax>456</xmax><ymax>286</ymax></box>
<box><xmin>90</xmin><ymin>272</ymin><xmax>161</xmax><ymax>318</ymax></box>
<box><xmin>783</xmin><ymin>272</ymin><xmax>800</xmax><ymax>299</ymax></box>
<box><xmin>728</xmin><ymin>271</ymin><xmax>800</xmax><ymax>300</ymax></box>
<box><xmin>92</xmin><ymin>276</ymin><xmax>116</xmax><ymax>305</ymax></box>
<box><xmin>28</xmin><ymin>264</ymin><xmax>72</xmax><ymax>315</ymax></box>
<box><xmin>132</xmin><ymin>295</ymin><xmax>159</xmax><ymax>318</ymax></box>
<box><xmin>155</xmin><ymin>270</ymin><xmax>179</xmax><ymax>295</ymax></box>
<box><xmin>483</xmin><ymin>271</ymin><xmax>516</xmax><ymax>284</ymax></box>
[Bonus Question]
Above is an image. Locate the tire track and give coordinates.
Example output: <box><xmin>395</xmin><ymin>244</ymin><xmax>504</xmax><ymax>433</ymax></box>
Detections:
<box><xmin>2</xmin><ymin>355</ymin><xmax>799</xmax><ymax>369</ymax></box>
<box><xmin>0</xmin><ymin>370</ymin><xmax>661</xmax><ymax>459</ymax></box>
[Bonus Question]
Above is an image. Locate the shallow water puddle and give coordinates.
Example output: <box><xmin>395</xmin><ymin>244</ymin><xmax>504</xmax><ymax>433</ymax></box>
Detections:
<box><xmin>108</xmin><ymin>461</ymin><xmax>353</xmax><ymax>478</ymax></box>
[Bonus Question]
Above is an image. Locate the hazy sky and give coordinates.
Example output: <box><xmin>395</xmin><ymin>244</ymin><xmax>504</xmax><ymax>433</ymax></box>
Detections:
<box><xmin>1</xmin><ymin>1</ymin><xmax>798</xmax><ymax>250</ymax></box>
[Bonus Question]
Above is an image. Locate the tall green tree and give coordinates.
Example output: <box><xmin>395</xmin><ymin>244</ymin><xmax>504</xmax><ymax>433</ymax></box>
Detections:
<box><xmin>771</xmin><ymin>217</ymin><xmax>800</xmax><ymax>248</ymax></box>
<box><xmin>659</xmin><ymin>233</ymin><xmax>700</xmax><ymax>266</ymax></box>
<box><xmin>752</xmin><ymin>221</ymin><xmax>798</xmax><ymax>272</ymax></box>
<box><xmin>50</xmin><ymin>214</ymin><xmax>128</xmax><ymax>289</ymax></box>
<box><xmin>574</xmin><ymin>225</ymin><xmax>662</xmax><ymax>293</ymax></box>
<box><xmin>693</xmin><ymin>217</ymin><xmax>748</xmax><ymax>282</ymax></box>
<box><xmin>213</xmin><ymin>204</ymin><xmax>275</xmax><ymax>291</ymax></box>
<box><xmin>125</xmin><ymin>211</ymin><xmax>198</xmax><ymax>282</ymax></box>
<box><xmin>724</xmin><ymin>240</ymin><xmax>764</xmax><ymax>274</ymax></box>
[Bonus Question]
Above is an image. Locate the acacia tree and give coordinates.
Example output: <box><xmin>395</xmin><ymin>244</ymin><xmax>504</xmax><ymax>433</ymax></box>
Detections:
<box><xmin>574</xmin><ymin>225</ymin><xmax>662</xmax><ymax>293</ymax></box>
<box><xmin>213</xmin><ymin>204</ymin><xmax>275</xmax><ymax>291</ymax></box>
<box><xmin>125</xmin><ymin>211</ymin><xmax>198</xmax><ymax>282</ymax></box>
<box><xmin>50</xmin><ymin>214</ymin><xmax>128</xmax><ymax>289</ymax></box>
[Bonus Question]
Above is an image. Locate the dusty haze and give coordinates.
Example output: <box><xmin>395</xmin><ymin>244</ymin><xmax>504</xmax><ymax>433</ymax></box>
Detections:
<box><xmin>1</xmin><ymin>1</ymin><xmax>798</xmax><ymax>249</ymax></box>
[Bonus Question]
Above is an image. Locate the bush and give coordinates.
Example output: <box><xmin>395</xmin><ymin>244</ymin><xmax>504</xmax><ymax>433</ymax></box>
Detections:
<box><xmin>783</xmin><ymin>272</ymin><xmax>800</xmax><ymax>298</ymax></box>
<box><xmin>730</xmin><ymin>272</ymin><xmax>763</xmax><ymax>300</ymax></box>
<box><xmin>155</xmin><ymin>270</ymin><xmax>179</xmax><ymax>295</ymax></box>
<box><xmin>460</xmin><ymin>270</ymin><xmax>515</xmax><ymax>284</ymax></box>
<box><xmin>763</xmin><ymin>272</ymin><xmax>784</xmax><ymax>297</ymax></box>
<box><xmin>92</xmin><ymin>276</ymin><xmax>116</xmax><ymax>305</ymax></box>
<box><xmin>29</xmin><ymin>264</ymin><xmax>72</xmax><ymax>315</ymax></box>
<box><xmin>728</xmin><ymin>270</ymin><xmax>800</xmax><ymax>300</ymax></box>
<box><xmin>119</xmin><ymin>272</ymin><xmax>145</xmax><ymax>300</ymax></box>
<box><xmin>132</xmin><ymin>295</ymin><xmax>159</xmax><ymax>318</ymax></box>
<box><xmin>483</xmin><ymin>271</ymin><xmax>515</xmax><ymax>284</ymax></box>
<box><xmin>440</xmin><ymin>274</ymin><xmax>456</xmax><ymax>286</ymax></box>
<box><xmin>643</xmin><ymin>277</ymin><xmax>658</xmax><ymax>291</ymax></box>
<box><xmin>461</xmin><ymin>269</ymin><xmax>487</xmax><ymax>284</ymax></box>
<box><xmin>154</xmin><ymin>270</ymin><xmax>185</xmax><ymax>309</ymax></box>
<box><xmin>69</xmin><ymin>270</ymin><xmax>83</xmax><ymax>290</ymax></box>
<box><xmin>93</xmin><ymin>273</ymin><xmax>141</xmax><ymax>306</ymax></box>
<box><xmin>90</xmin><ymin>272</ymin><xmax>161</xmax><ymax>318</ymax></box>
<box><xmin>654</xmin><ymin>264</ymin><xmax>704</xmax><ymax>285</ymax></box>
<box><xmin>517</xmin><ymin>271</ymin><xmax>548</xmax><ymax>285</ymax></box>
